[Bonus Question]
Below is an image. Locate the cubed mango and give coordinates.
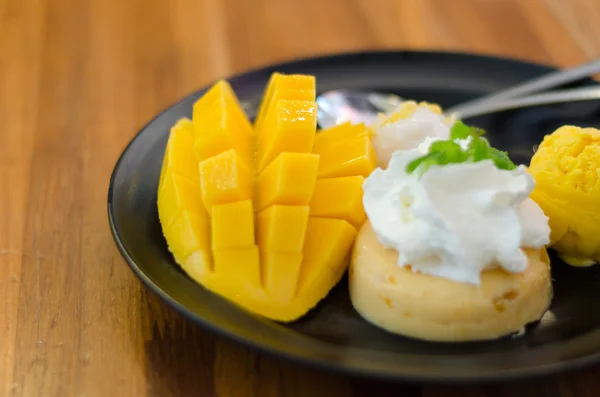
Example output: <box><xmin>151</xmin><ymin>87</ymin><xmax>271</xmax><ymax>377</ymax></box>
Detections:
<box><xmin>211</xmin><ymin>200</ymin><xmax>255</xmax><ymax>250</ymax></box>
<box><xmin>158</xmin><ymin>118</ymin><xmax>198</xmax><ymax>191</ymax></box>
<box><xmin>192</xmin><ymin>80</ymin><xmax>252</xmax><ymax>136</ymax></box>
<box><xmin>261</xmin><ymin>252</ymin><xmax>303</xmax><ymax>302</ymax></box>
<box><xmin>199</xmin><ymin>149</ymin><xmax>254</xmax><ymax>212</ymax></box>
<box><xmin>158</xmin><ymin>172</ymin><xmax>207</xmax><ymax>231</ymax></box>
<box><xmin>256</xmin><ymin>152</ymin><xmax>319</xmax><ymax>211</ymax></box>
<box><xmin>315</xmin><ymin>134</ymin><xmax>377</xmax><ymax>178</ymax></box>
<box><xmin>163</xmin><ymin>210</ymin><xmax>212</xmax><ymax>271</ymax></box>
<box><xmin>297</xmin><ymin>217</ymin><xmax>357</xmax><ymax>296</ymax></box>
<box><xmin>182</xmin><ymin>250</ymin><xmax>213</xmax><ymax>282</ymax></box>
<box><xmin>310</xmin><ymin>176</ymin><xmax>366</xmax><ymax>229</ymax></box>
<box><xmin>254</xmin><ymin>73</ymin><xmax>315</xmax><ymax>139</ymax></box>
<box><xmin>158</xmin><ymin>74</ymin><xmax>375</xmax><ymax>323</ymax></box>
<box><xmin>256</xmin><ymin>100</ymin><xmax>318</xmax><ymax>172</ymax></box>
<box><xmin>313</xmin><ymin>122</ymin><xmax>370</xmax><ymax>153</ymax></box>
<box><xmin>214</xmin><ymin>246</ymin><xmax>262</xmax><ymax>289</ymax></box>
<box><xmin>192</xmin><ymin>97</ymin><xmax>253</xmax><ymax>167</ymax></box>
<box><xmin>257</xmin><ymin>205</ymin><xmax>309</xmax><ymax>253</ymax></box>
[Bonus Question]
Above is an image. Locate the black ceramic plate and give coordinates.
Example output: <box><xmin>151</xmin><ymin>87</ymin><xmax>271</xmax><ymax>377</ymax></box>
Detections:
<box><xmin>108</xmin><ymin>51</ymin><xmax>600</xmax><ymax>383</ymax></box>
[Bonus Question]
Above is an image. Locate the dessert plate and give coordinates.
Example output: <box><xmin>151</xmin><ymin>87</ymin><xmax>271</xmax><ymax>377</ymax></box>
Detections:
<box><xmin>108</xmin><ymin>51</ymin><xmax>600</xmax><ymax>382</ymax></box>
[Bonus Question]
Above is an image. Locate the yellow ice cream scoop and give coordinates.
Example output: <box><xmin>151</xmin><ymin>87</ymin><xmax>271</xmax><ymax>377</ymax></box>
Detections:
<box><xmin>529</xmin><ymin>125</ymin><xmax>600</xmax><ymax>266</ymax></box>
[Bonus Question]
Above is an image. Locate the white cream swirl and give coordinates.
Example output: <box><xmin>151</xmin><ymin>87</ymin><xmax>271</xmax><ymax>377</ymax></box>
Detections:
<box><xmin>362</xmin><ymin>144</ymin><xmax>551</xmax><ymax>285</ymax></box>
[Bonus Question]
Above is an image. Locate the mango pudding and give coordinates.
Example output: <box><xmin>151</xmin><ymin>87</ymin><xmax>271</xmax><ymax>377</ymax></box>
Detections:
<box><xmin>529</xmin><ymin>125</ymin><xmax>600</xmax><ymax>266</ymax></box>
<box><xmin>157</xmin><ymin>74</ymin><xmax>376</xmax><ymax>322</ymax></box>
<box><xmin>350</xmin><ymin>122</ymin><xmax>553</xmax><ymax>342</ymax></box>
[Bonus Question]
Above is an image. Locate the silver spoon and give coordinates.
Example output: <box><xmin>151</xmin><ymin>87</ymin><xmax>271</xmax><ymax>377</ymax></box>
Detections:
<box><xmin>317</xmin><ymin>86</ymin><xmax>600</xmax><ymax>128</ymax></box>
<box><xmin>315</xmin><ymin>57</ymin><xmax>600</xmax><ymax>128</ymax></box>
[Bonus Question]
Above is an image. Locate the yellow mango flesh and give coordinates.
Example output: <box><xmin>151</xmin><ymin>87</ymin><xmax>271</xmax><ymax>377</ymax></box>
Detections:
<box><xmin>255</xmin><ymin>99</ymin><xmax>318</xmax><ymax>172</ymax></box>
<box><xmin>310</xmin><ymin>176</ymin><xmax>366</xmax><ymax>229</ymax></box>
<box><xmin>255</xmin><ymin>152</ymin><xmax>319</xmax><ymax>212</ymax></box>
<box><xmin>261</xmin><ymin>252</ymin><xmax>303</xmax><ymax>302</ymax></box>
<box><xmin>162</xmin><ymin>210</ymin><xmax>212</xmax><ymax>268</ymax></box>
<box><xmin>157</xmin><ymin>74</ymin><xmax>376</xmax><ymax>322</ymax></box>
<box><xmin>157</xmin><ymin>119</ymin><xmax>198</xmax><ymax>244</ymax></box>
<box><xmin>257</xmin><ymin>205</ymin><xmax>310</xmax><ymax>252</ymax></box>
<box><xmin>192</xmin><ymin>97</ymin><xmax>253</xmax><ymax>168</ymax></box>
<box><xmin>315</xmin><ymin>133</ymin><xmax>377</xmax><ymax>178</ymax></box>
<box><xmin>213</xmin><ymin>246</ymin><xmax>262</xmax><ymax>289</ymax></box>
<box><xmin>193</xmin><ymin>80</ymin><xmax>252</xmax><ymax>136</ymax></box>
<box><xmin>212</xmin><ymin>200</ymin><xmax>255</xmax><ymax>250</ymax></box>
<box><xmin>158</xmin><ymin>172</ymin><xmax>206</xmax><ymax>231</ymax></box>
<box><xmin>297</xmin><ymin>218</ymin><xmax>357</xmax><ymax>297</ymax></box>
<box><xmin>199</xmin><ymin>149</ymin><xmax>254</xmax><ymax>212</ymax></box>
<box><xmin>254</xmin><ymin>73</ymin><xmax>316</xmax><ymax>142</ymax></box>
<box><xmin>158</xmin><ymin>118</ymin><xmax>213</xmax><ymax>277</ymax></box>
<box><xmin>159</xmin><ymin>119</ymin><xmax>198</xmax><ymax>190</ymax></box>
<box><xmin>312</xmin><ymin>122</ymin><xmax>371</xmax><ymax>153</ymax></box>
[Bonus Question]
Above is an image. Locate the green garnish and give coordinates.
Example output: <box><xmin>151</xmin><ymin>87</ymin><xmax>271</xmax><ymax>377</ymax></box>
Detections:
<box><xmin>468</xmin><ymin>134</ymin><xmax>490</xmax><ymax>162</ymax></box>
<box><xmin>406</xmin><ymin>151</ymin><xmax>442</xmax><ymax>174</ymax></box>
<box><xmin>406</xmin><ymin>121</ymin><xmax>517</xmax><ymax>175</ymax></box>
<box><xmin>406</xmin><ymin>141</ymin><xmax>470</xmax><ymax>174</ymax></box>
<box><xmin>429</xmin><ymin>140</ymin><xmax>471</xmax><ymax>164</ymax></box>
<box><xmin>450</xmin><ymin>120</ymin><xmax>485</xmax><ymax>140</ymax></box>
<box><xmin>488</xmin><ymin>147</ymin><xmax>517</xmax><ymax>170</ymax></box>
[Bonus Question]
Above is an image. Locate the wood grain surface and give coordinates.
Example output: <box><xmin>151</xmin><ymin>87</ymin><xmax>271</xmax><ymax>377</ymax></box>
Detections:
<box><xmin>2</xmin><ymin>0</ymin><xmax>600</xmax><ymax>395</ymax></box>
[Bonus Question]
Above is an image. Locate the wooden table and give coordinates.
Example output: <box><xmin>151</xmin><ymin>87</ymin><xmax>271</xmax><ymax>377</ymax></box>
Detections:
<box><xmin>3</xmin><ymin>0</ymin><xmax>600</xmax><ymax>395</ymax></box>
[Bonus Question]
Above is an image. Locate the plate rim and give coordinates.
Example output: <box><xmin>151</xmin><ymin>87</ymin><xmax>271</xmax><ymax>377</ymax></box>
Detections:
<box><xmin>107</xmin><ymin>49</ymin><xmax>600</xmax><ymax>383</ymax></box>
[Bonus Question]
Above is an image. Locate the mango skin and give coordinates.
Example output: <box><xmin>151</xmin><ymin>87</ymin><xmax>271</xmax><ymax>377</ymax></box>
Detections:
<box><xmin>529</xmin><ymin>125</ymin><xmax>600</xmax><ymax>266</ymax></box>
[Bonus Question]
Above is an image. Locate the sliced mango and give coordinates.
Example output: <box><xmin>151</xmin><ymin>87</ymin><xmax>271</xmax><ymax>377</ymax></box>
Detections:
<box><xmin>256</xmin><ymin>152</ymin><xmax>319</xmax><ymax>212</ymax></box>
<box><xmin>182</xmin><ymin>250</ymin><xmax>213</xmax><ymax>282</ymax></box>
<box><xmin>159</xmin><ymin>118</ymin><xmax>198</xmax><ymax>192</ymax></box>
<box><xmin>254</xmin><ymin>73</ymin><xmax>315</xmax><ymax>141</ymax></box>
<box><xmin>192</xmin><ymin>97</ymin><xmax>253</xmax><ymax>167</ymax></box>
<box><xmin>256</xmin><ymin>99</ymin><xmax>318</xmax><ymax>172</ymax></box>
<box><xmin>163</xmin><ymin>211</ymin><xmax>211</xmax><ymax>267</ymax></box>
<box><xmin>199</xmin><ymin>149</ymin><xmax>253</xmax><ymax>212</ymax></box>
<box><xmin>297</xmin><ymin>218</ymin><xmax>357</xmax><ymax>297</ymax></box>
<box><xmin>313</xmin><ymin>122</ymin><xmax>371</xmax><ymax>153</ymax></box>
<box><xmin>212</xmin><ymin>200</ymin><xmax>255</xmax><ymax>250</ymax></box>
<box><xmin>257</xmin><ymin>205</ymin><xmax>309</xmax><ymax>252</ymax></box>
<box><xmin>158</xmin><ymin>122</ymin><xmax>212</xmax><ymax>278</ymax></box>
<box><xmin>262</xmin><ymin>252</ymin><xmax>303</xmax><ymax>302</ymax></box>
<box><xmin>192</xmin><ymin>80</ymin><xmax>252</xmax><ymax>136</ymax></box>
<box><xmin>310</xmin><ymin>176</ymin><xmax>366</xmax><ymax>228</ymax></box>
<box><xmin>213</xmin><ymin>246</ymin><xmax>262</xmax><ymax>289</ymax></box>
<box><xmin>158</xmin><ymin>172</ymin><xmax>206</xmax><ymax>231</ymax></box>
<box><xmin>315</xmin><ymin>134</ymin><xmax>377</xmax><ymax>178</ymax></box>
<box><xmin>157</xmin><ymin>74</ymin><xmax>376</xmax><ymax>322</ymax></box>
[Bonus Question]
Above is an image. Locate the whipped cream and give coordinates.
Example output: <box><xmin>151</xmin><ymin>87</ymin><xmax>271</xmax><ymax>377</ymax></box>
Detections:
<box><xmin>370</xmin><ymin>107</ymin><xmax>452</xmax><ymax>168</ymax></box>
<box><xmin>362</xmin><ymin>143</ymin><xmax>551</xmax><ymax>285</ymax></box>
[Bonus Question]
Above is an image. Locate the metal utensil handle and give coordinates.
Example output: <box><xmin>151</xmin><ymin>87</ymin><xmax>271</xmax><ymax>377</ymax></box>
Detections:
<box><xmin>453</xmin><ymin>86</ymin><xmax>600</xmax><ymax>120</ymax></box>
<box><xmin>446</xmin><ymin>58</ymin><xmax>600</xmax><ymax>116</ymax></box>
